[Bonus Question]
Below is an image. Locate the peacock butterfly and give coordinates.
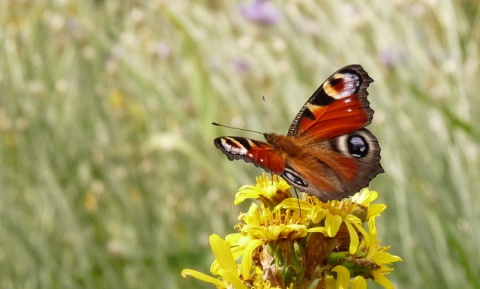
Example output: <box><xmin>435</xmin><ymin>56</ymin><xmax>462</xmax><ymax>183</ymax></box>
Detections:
<box><xmin>214</xmin><ymin>65</ymin><xmax>384</xmax><ymax>201</ymax></box>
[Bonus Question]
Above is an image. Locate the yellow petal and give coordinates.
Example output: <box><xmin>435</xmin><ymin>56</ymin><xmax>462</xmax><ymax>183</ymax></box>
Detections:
<box><xmin>325</xmin><ymin>213</ymin><xmax>342</xmax><ymax>237</ymax></box>
<box><xmin>368</xmin><ymin>217</ymin><xmax>378</xmax><ymax>240</ymax></box>
<box><xmin>344</xmin><ymin>221</ymin><xmax>360</xmax><ymax>254</ymax></box>
<box><xmin>235</xmin><ymin>186</ymin><xmax>261</xmax><ymax>204</ymax></box>
<box><xmin>181</xmin><ymin>269</ymin><xmax>226</xmax><ymax>288</ymax></box>
<box><xmin>217</xmin><ymin>269</ymin><xmax>249</xmax><ymax>289</ymax></box>
<box><xmin>279</xmin><ymin>198</ymin><xmax>310</xmax><ymax>210</ymax></box>
<box><xmin>241</xmin><ymin>203</ymin><xmax>261</xmax><ymax>226</ymax></box>
<box><xmin>242</xmin><ymin>225</ymin><xmax>270</xmax><ymax>240</ymax></box>
<box><xmin>209</xmin><ymin>234</ymin><xmax>237</xmax><ymax>274</ymax></box>
<box><xmin>366</xmin><ymin>204</ymin><xmax>387</xmax><ymax>219</ymax></box>
<box><xmin>311</xmin><ymin>207</ymin><xmax>328</xmax><ymax>223</ymax></box>
<box><xmin>352</xmin><ymin>188</ymin><xmax>378</xmax><ymax>205</ymax></box>
<box><xmin>231</xmin><ymin>244</ymin><xmax>247</xmax><ymax>260</ymax></box>
<box><xmin>307</xmin><ymin>227</ymin><xmax>328</xmax><ymax>237</ymax></box>
<box><xmin>241</xmin><ymin>239</ymin><xmax>263</xmax><ymax>280</ymax></box>
<box><xmin>349</xmin><ymin>218</ymin><xmax>370</xmax><ymax>248</ymax></box>
<box><xmin>372</xmin><ymin>252</ymin><xmax>403</xmax><ymax>264</ymax></box>
<box><xmin>210</xmin><ymin>260</ymin><xmax>221</xmax><ymax>275</ymax></box>
<box><xmin>372</xmin><ymin>271</ymin><xmax>395</xmax><ymax>289</ymax></box>
<box><xmin>332</xmin><ymin>265</ymin><xmax>351</xmax><ymax>289</ymax></box>
<box><xmin>225</xmin><ymin>233</ymin><xmax>242</xmax><ymax>246</ymax></box>
<box><xmin>326</xmin><ymin>275</ymin><xmax>337</xmax><ymax>289</ymax></box>
<box><xmin>351</xmin><ymin>276</ymin><xmax>367</xmax><ymax>289</ymax></box>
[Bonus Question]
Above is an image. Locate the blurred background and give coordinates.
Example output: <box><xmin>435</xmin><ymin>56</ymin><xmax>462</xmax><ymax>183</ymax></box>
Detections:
<box><xmin>1</xmin><ymin>0</ymin><xmax>479</xmax><ymax>288</ymax></box>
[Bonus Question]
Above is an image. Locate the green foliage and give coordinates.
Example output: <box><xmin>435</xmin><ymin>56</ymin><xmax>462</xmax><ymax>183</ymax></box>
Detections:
<box><xmin>0</xmin><ymin>1</ymin><xmax>478</xmax><ymax>288</ymax></box>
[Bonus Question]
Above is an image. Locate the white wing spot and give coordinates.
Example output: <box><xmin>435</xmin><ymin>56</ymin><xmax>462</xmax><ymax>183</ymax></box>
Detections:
<box><xmin>333</xmin><ymin>73</ymin><xmax>360</xmax><ymax>99</ymax></box>
<box><xmin>222</xmin><ymin>139</ymin><xmax>247</xmax><ymax>155</ymax></box>
<box><xmin>230</xmin><ymin>146</ymin><xmax>247</xmax><ymax>155</ymax></box>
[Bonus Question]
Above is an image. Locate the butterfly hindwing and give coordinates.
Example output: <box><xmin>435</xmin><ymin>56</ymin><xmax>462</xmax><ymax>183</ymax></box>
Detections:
<box><xmin>290</xmin><ymin>128</ymin><xmax>383</xmax><ymax>201</ymax></box>
<box><xmin>264</xmin><ymin>128</ymin><xmax>383</xmax><ymax>201</ymax></box>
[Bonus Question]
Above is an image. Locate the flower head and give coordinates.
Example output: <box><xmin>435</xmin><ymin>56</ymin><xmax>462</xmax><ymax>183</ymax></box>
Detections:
<box><xmin>238</xmin><ymin>203</ymin><xmax>308</xmax><ymax>242</ymax></box>
<box><xmin>183</xmin><ymin>175</ymin><xmax>401</xmax><ymax>289</ymax></box>
<box><xmin>235</xmin><ymin>173</ymin><xmax>292</xmax><ymax>206</ymax></box>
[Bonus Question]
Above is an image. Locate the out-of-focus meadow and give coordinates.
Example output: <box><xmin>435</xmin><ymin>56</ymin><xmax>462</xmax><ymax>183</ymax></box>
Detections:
<box><xmin>0</xmin><ymin>1</ymin><xmax>479</xmax><ymax>288</ymax></box>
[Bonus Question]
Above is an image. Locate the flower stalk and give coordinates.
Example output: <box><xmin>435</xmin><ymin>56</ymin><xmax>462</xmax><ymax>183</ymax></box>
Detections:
<box><xmin>182</xmin><ymin>174</ymin><xmax>402</xmax><ymax>289</ymax></box>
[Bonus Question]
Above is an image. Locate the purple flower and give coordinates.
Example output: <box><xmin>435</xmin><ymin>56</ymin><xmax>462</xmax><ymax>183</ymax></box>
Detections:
<box><xmin>238</xmin><ymin>0</ymin><xmax>282</xmax><ymax>26</ymax></box>
<box><xmin>234</xmin><ymin>58</ymin><xmax>251</xmax><ymax>73</ymax></box>
<box><xmin>379</xmin><ymin>47</ymin><xmax>406</xmax><ymax>68</ymax></box>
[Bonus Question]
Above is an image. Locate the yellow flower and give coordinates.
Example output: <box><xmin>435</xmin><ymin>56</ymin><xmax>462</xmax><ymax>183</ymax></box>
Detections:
<box><xmin>235</xmin><ymin>173</ymin><xmax>292</xmax><ymax>206</ymax></box>
<box><xmin>362</xmin><ymin>218</ymin><xmax>403</xmax><ymax>289</ymax></box>
<box><xmin>182</xmin><ymin>175</ymin><xmax>401</xmax><ymax>289</ymax></box>
<box><xmin>351</xmin><ymin>188</ymin><xmax>387</xmax><ymax>221</ymax></box>
<box><xmin>238</xmin><ymin>203</ymin><xmax>308</xmax><ymax>242</ymax></box>
<box><xmin>233</xmin><ymin>203</ymin><xmax>308</xmax><ymax>284</ymax></box>
<box><xmin>280</xmin><ymin>195</ymin><xmax>369</xmax><ymax>254</ymax></box>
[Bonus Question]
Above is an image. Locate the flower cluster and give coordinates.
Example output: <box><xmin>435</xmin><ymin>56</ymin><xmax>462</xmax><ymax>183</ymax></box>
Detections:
<box><xmin>182</xmin><ymin>174</ymin><xmax>401</xmax><ymax>289</ymax></box>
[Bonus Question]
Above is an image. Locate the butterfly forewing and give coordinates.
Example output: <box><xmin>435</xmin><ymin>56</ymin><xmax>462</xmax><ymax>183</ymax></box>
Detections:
<box><xmin>214</xmin><ymin>136</ymin><xmax>286</xmax><ymax>173</ymax></box>
<box><xmin>288</xmin><ymin>65</ymin><xmax>373</xmax><ymax>140</ymax></box>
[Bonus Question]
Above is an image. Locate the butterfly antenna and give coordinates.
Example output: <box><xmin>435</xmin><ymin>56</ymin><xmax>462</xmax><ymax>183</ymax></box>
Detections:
<box><xmin>212</xmin><ymin>122</ymin><xmax>264</xmax><ymax>135</ymax></box>
<box><xmin>262</xmin><ymin>95</ymin><xmax>274</xmax><ymax>132</ymax></box>
<box><xmin>293</xmin><ymin>187</ymin><xmax>302</xmax><ymax>217</ymax></box>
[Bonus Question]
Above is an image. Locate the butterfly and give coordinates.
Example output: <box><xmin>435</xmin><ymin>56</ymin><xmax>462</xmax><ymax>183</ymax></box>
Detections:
<box><xmin>214</xmin><ymin>65</ymin><xmax>384</xmax><ymax>201</ymax></box>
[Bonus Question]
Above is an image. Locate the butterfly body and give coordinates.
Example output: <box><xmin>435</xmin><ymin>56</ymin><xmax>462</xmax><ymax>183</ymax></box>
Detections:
<box><xmin>214</xmin><ymin>65</ymin><xmax>384</xmax><ymax>201</ymax></box>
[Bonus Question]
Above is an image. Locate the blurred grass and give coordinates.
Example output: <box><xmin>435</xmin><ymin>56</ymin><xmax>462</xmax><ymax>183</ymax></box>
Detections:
<box><xmin>0</xmin><ymin>0</ymin><xmax>479</xmax><ymax>288</ymax></box>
